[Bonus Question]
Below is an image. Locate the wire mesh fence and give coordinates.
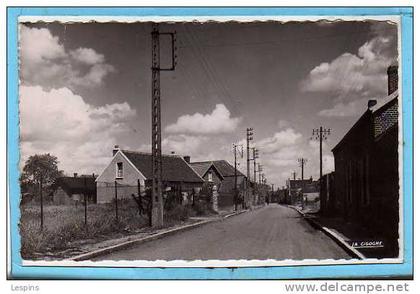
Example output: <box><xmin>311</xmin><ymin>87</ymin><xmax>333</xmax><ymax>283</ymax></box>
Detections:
<box><xmin>22</xmin><ymin>179</ymin><xmax>270</xmax><ymax>234</ymax></box>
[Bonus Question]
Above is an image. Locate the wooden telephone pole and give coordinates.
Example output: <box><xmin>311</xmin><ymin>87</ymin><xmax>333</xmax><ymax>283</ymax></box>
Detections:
<box><xmin>311</xmin><ymin>127</ymin><xmax>331</xmax><ymax>182</ymax></box>
<box><xmin>312</xmin><ymin>126</ymin><xmax>331</xmax><ymax>199</ymax></box>
<box><xmin>251</xmin><ymin>148</ymin><xmax>259</xmax><ymax>184</ymax></box>
<box><xmin>246</xmin><ymin>128</ymin><xmax>254</xmax><ymax>206</ymax></box>
<box><xmin>151</xmin><ymin>23</ymin><xmax>177</xmax><ymax>227</ymax></box>
<box><xmin>298</xmin><ymin>158</ymin><xmax>308</xmax><ymax>181</ymax></box>
<box><xmin>233</xmin><ymin>143</ymin><xmax>243</xmax><ymax>211</ymax></box>
<box><xmin>258</xmin><ymin>163</ymin><xmax>263</xmax><ymax>184</ymax></box>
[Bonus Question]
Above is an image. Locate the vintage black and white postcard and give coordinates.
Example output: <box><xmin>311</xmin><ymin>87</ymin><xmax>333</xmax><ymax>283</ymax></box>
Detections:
<box><xmin>7</xmin><ymin>7</ymin><xmax>414</xmax><ymax>279</ymax></box>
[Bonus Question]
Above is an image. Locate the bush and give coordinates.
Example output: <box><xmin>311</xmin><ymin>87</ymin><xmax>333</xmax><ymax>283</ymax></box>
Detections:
<box><xmin>191</xmin><ymin>199</ymin><xmax>217</xmax><ymax>216</ymax></box>
<box><xmin>164</xmin><ymin>204</ymin><xmax>189</xmax><ymax>226</ymax></box>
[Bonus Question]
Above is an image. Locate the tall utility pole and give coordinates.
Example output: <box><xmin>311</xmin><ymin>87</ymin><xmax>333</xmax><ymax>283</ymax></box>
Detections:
<box><xmin>252</xmin><ymin>148</ymin><xmax>259</xmax><ymax>183</ymax></box>
<box><xmin>151</xmin><ymin>23</ymin><xmax>177</xmax><ymax>228</ymax></box>
<box><xmin>312</xmin><ymin>126</ymin><xmax>331</xmax><ymax>200</ymax></box>
<box><xmin>311</xmin><ymin>127</ymin><xmax>331</xmax><ymax>182</ymax></box>
<box><xmin>297</xmin><ymin>158</ymin><xmax>308</xmax><ymax>209</ymax></box>
<box><xmin>298</xmin><ymin>158</ymin><xmax>308</xmax><ymax>181</ymax></box>
<box><xmin>246</xmin><ymin>128</ymin><xmax>254</xmax><ymax>206</ymax></box>
<box><xmin>233</xmin><ymin>143</ymin><xmax>243</xmax><ymax>211</ymax></box>
<box><xmin>258</xmin><ymin>163</ymin><xmax>263</xmax><ymax>184</ymax></box>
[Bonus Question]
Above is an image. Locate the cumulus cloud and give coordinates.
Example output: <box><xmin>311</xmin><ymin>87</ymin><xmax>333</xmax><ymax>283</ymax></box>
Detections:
<box><xmin>256</xmin><ymin>128</ymin><xmax>302</xmax><ymax>154</ymax></box>
<box><xmin>301</xmin><ymin>22</ymin><xmax>398</xmax><ymax>117</ymax></box>
<box><xmin>318</xmin><ymin>99</ymin><xmax>367</xmax><ymax>117</ymax></box>
<box><xmin>308</xmin><ymin>140</ymin><xmax>334</xmax><ymax>174</ymax></box>
<box><xmin>250</xmin><ymin>128</ymin><xmax>336</xmax><ymax>186</ymax></box>
<box><xmin>162</xmin><ymin>135</ymin><xmax>207</xmax><ymax>156</ymax></box>
<box><xmin>20</xmin><ymin>25</ymin><xmax>114</xmax><ymax>89</ymax></box>
<box><xmin>19</xmin><ymin>85</ymin><xmax>136</xmax><ymax>174</ymax></box>
<box><xmin>165</xmin><ymin>104</ymin><xmax>241</xmax><ymax>135</ymax></box>
<box><xmin>70</xmin><ymin>48</ymin><xmax>105</xmax><ymax>65</ymax></box>
<box><xmin>252</xmin><ymin>129</ymin><xmax>302</xmax><ymax>183</ymax></box>
<box><xmin>20</xmin><ymin>26</ymin><xmax>66</xmax><ymax>64</ymax></box>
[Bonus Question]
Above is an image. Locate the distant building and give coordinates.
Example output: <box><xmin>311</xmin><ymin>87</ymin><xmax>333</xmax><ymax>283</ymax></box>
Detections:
<box><xmin>52</xmin><ymin>174</ymin><xmax>97</xmax><ymax>205</ymax></box>
<box><xmin>189</xmin><ymin>160</ymin><xmax>225</xmax><ymax>186</ymax></box>
<box><xmin>286</xmin><ymin>178</ymin><xmax>318</xmax><ymax>204</ymax></box>
<box><xmin>331</xmin><ymin>65</ymin><xmax>399</xmax><ymax>256</ymax></box>
<box><xmin>189</xmin><ymin>159</ymin><xmax>246</xmax><ymax>209</ymax></box>
<box><xmin>96</xmin><ymin>147</ymin><xmax>204</xmax><ymax>204</ymax></box>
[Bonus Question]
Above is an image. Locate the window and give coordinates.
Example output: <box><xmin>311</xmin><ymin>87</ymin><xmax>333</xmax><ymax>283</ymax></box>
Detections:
<box><xmin>208</xmin><ymin>172</ymin><xmax>213</xmax><ymax>182</ymax></box>
<box><xmin>116</xmin><ymin>162</ymin><xmax>123</xmax><ymax>178</ymax></box>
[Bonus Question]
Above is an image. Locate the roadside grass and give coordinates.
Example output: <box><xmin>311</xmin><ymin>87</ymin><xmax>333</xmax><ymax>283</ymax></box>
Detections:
<box><xmin>20</xmin><ymin>199</ymin><xmax>217</xmax><ymax>259</ymax></box>
<box><xmin>20</xmin><ymin>200</ymin><xmax>148</xmax><ymax>259</ymax></box>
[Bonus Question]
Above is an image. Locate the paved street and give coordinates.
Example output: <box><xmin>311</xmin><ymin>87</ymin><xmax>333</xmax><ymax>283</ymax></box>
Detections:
<box><xmin>94</xmin><ymin>204</ymin><xmax>351</xmax><ymax>261</ymax></box>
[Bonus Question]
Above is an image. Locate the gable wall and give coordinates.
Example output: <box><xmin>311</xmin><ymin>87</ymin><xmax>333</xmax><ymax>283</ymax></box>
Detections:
<box><xmin>96</xmin><ymin>152</ymin><xmax>146</xmax><ymax>203</ymax></box>
<box><xmin>203</xmin><ymin>166</ymin><xmax>223</xmax><ymax>186</ymax></box>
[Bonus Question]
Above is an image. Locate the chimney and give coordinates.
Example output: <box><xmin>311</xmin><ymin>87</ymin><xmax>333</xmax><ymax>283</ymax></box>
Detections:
<box><xmin>183</xmin><ymin>156</ymin><xmax>191</xmax><ymax>163</ymax></box>
<box><xmin>368</xmin><ymin>99</ymin><xmax>377</xmax><ymax>109</ymax></box>
<box><xmin>387</xmin><ymin>65</ymin><xmax>398</xmax><ymax>95</ymax></box>
<box><xmin>113</xmin><ymin>145</ymin><xmax>120</xmax><ymax>156</ymax></box>
<box><xmin>73</xmin><ymin>173</ymin><xmax>78</xmax><ymax>178</ymax></box>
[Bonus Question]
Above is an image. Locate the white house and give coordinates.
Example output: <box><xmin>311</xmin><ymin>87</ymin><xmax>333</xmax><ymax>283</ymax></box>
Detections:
<box><xmin>96</xmin><ymin>146</ymin><xmax>204</xmax><ymax>203</ymax></box>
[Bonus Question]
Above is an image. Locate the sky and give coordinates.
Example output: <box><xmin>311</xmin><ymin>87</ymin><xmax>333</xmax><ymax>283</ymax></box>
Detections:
<box><xmin>18</xmin><ymin>20</ymin><xmax>398</xmax><ymax>187</ymax></box>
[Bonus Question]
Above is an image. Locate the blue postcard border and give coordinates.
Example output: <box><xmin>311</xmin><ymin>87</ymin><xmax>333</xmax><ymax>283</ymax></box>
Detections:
<box><xmin>7</xmin><ymin>7</ymin><xmax>413</xmax><ymax>279</ymax></box>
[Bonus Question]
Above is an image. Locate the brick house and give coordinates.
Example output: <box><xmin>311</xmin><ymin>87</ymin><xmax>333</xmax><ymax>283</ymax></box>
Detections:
<box><xmin>96</xmin><ymin>147</ymin><xmax>204</xmax><ymax>204</ymax></box>
<box><xmin>52</xmin><ymin>174</ymin><xmax>96</xmax><ymax>205</ymax></box>
<box><xmin>189</xmin><ymin>160</ymin><xmax>246</xmax><ymax>209</ymax></box>
<box><xmin>331</xmin><ymin>65</ymin><xmax>399</xmax><ymax>256</ymax></box>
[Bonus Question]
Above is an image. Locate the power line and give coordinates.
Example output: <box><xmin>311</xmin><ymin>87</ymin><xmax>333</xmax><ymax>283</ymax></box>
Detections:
<box><xmin>177</xmin><ymin>27</ymin><xmax>395</xmax><ymax>49</ymax></box>
<box><xmin>183</xmin><ymin>25</ymin><xmax>236</xmax><ymax>108</ymax></box>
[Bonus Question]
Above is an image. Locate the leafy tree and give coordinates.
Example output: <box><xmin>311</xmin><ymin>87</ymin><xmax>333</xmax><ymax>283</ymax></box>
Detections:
<box><xmin>20</xmin><ymin>154</ymin><xmax>64</xmax><ymax>201</ymax></box>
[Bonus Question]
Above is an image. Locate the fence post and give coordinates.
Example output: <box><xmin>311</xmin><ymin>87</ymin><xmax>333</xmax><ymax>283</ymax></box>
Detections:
<box><xmin>39</xmin><ymin>179</ymin><xmax>43</xmax><ymax>230</ymax></box>
<box><xmin>137</xmin><ymin>179</ymin><xmax>142</xmax><ymax>214</ymax></box>
<box><xmin>115</xmin><ymin>180</ymin><xmax>118</xmax><ymax>223</ymax></box>
<box><xmin>84</xmin><ymin>177</ymin><xmax>88</xmax><ymax>227</ymax></box>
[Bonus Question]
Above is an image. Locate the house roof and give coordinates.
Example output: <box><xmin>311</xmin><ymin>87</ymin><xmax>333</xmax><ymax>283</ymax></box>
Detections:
<box><xmin>189</xmin><ymin>162</ymin><xmax>213</xmax><ymax>176</ymax></box>
<box><xmin>198</xmin><ymin>160</ymin><xmax>245</xmax><ymax>177</ymax></box>
<box><xmin>121</xmin><ymin>150</ymin><xmax>204</xmax><ymax>183</ymax></box>
<box><xmin>189</xmin><ymin>162</ymin><xmax>225</xmax><ymax>180</ymax></box>
<box><xmin>189</xmin><ymin>159</ymin><xmax>245</xmax><ymax>177</ymax></box>
<box><xmin>332</xmin><ymin>91</ymin><xmax>399</xmax><ymax>153</ymax></box>
<box><xmin>54</xmin><ymin>176</ymin><xmax>96</xmax><ymax>195</ymax></box>
<box><xmin>371</xmin><ymin>90</ymin><xmax>398</xmax><ymax>113</ymax></box>
<box><xmin>331</xmin><ymin>110</ymin><xmax>371</xmax><ymax>153</ymax></box>
<box><xmin>372</xmin><ymin>91</ymin><xmax>398</xmax><ymax>139</ymax></box>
